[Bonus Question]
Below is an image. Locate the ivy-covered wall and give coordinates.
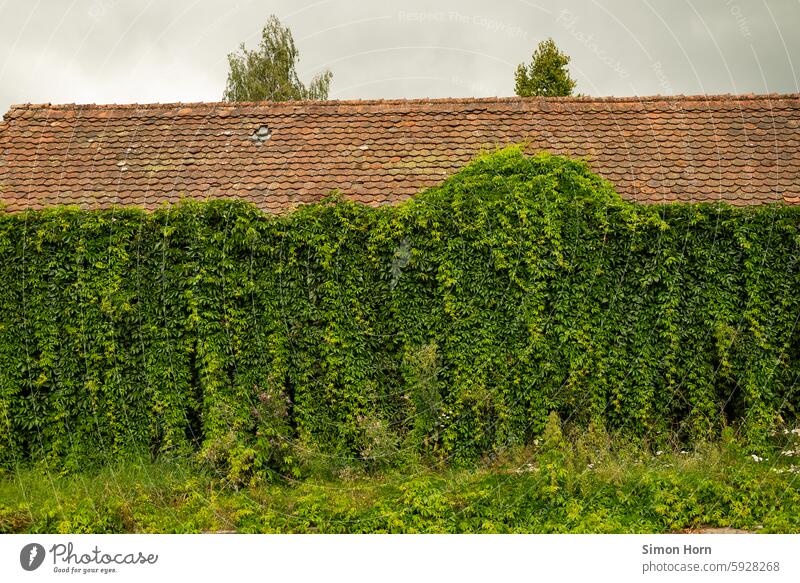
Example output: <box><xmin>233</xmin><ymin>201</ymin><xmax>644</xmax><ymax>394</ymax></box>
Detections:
<box><xmin>1</xmin><ymin>148</ymin><xmax>798</xmax><ymax>477</ymax></box>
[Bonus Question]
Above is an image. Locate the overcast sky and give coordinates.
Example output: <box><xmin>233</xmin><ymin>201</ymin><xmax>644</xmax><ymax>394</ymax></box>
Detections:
<box><xmin>1</xmin><ymin>0</ymin><xmax>798</xmax><ymax>113</ymax></box>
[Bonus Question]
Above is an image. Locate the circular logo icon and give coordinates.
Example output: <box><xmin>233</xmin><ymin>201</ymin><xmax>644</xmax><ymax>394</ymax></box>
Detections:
<box><xmin>20</xmin><ymin>543</ymin><xmax>46</xmax><ymax>571</ymax></box>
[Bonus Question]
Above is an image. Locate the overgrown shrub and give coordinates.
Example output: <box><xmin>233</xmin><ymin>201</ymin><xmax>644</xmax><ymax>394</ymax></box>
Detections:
<box><xmin>1</xmin><ymin>147</ymin><xmax>798</xmax><ymax>477</ymax></box>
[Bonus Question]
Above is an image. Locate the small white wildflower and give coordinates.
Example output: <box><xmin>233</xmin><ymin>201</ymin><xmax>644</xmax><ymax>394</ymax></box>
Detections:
<box><xmin>751</xmin><ymin>454</ymin><xmax>763</xmax><ymax>462</ymax></box>
<box><xmin>587</xmin><ymin>463</ymin><xmax>594</xmax><ymax>469</ymax></box>
<box><xmin>781</xmin><ymin>450</ymin><xmax>796</xmax><ymax>457</ymax></box>
<box><xmin>791</xmin><ymin>428</ymin><xmax>800</xmax><ymax>435</ymax></box>
<box><xmin>680</xmin><ymin>450</ymin><xmax>688</xmax><ymax>455</ymax></box>
<box><xmin>656</xmin><ymin>450</ymin><xmax>663</xmax><ymax>456</ymax></box>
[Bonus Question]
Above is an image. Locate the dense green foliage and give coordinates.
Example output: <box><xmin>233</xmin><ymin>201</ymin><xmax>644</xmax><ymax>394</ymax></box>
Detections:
<box><xmin>2</xmin><ymin>427</ymin><xmax>799</xmax><ymax>533</ymax></box>
<box><xmin>223</xmin><ymin>14</ymin><xmax>332</xmax><ymax>102</ymax></box>
<box><xmin>515</xmin><ymin>38</ymin><xmax>577</xmax><ymax>97</ymax></box>
<box><xmin>1</xmin><ymin>148</ymin><xmax>799</xmax><ymax>483</ymax></box>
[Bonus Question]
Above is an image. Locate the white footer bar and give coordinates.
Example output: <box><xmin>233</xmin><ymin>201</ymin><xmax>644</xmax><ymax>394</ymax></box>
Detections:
<box><xmin>2</xmin><ymin>534</ymin><xmax>798</xmax><ymax>582</ymax></box>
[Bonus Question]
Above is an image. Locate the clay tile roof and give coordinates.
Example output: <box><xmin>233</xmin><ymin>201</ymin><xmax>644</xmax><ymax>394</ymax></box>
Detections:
<box><xmin>1</xmin><ymin>93</ymin><xmax>799</xmax><ymax>212</ymax></box>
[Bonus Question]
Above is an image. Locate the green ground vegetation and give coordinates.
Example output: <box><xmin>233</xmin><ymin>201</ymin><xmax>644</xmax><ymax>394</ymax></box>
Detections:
<box><xmin>2</xmin><ymin>421</ymin><xmax>799</xmax><ymax>533</ymax></box>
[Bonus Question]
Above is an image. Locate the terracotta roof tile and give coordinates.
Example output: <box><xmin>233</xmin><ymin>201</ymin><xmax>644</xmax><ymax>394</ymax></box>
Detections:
<box><xmin>2</xmin><ymin>94</ymin><xmax>800</xmax><ymax>212</ymax></box>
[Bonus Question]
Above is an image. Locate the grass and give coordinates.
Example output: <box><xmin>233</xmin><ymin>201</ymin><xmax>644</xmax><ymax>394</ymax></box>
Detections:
<box><xmin>2</xmin><ymin>424</ymin><xmax>799</xmax><ymax>534</ymax></box>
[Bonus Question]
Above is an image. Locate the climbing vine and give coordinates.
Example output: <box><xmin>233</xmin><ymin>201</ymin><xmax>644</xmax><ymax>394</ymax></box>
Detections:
<box><xmin>0</xmin><ymin>147</ymin><xmax>798</xmax><ymax>477</ymax></box>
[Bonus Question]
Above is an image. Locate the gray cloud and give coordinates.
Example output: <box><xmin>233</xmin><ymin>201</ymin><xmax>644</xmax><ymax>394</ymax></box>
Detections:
<box><xmin>1</xmin><ymin>0</ymin><xmax>798</xmax><ymax>113</ymax></box>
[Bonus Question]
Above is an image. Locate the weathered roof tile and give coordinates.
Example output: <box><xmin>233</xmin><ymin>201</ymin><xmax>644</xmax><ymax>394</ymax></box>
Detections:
<box><xmin>1</xmin><ymin>94</ymin><xmax>800</xmax><ymax>211</ymax></box>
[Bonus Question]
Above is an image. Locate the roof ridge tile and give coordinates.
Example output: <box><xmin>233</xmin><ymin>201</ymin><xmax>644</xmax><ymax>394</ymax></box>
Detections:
<box><xmin>5</xmin><ymin>92</ymin><xmax>800</xmax><ymax>115</ymax></box>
